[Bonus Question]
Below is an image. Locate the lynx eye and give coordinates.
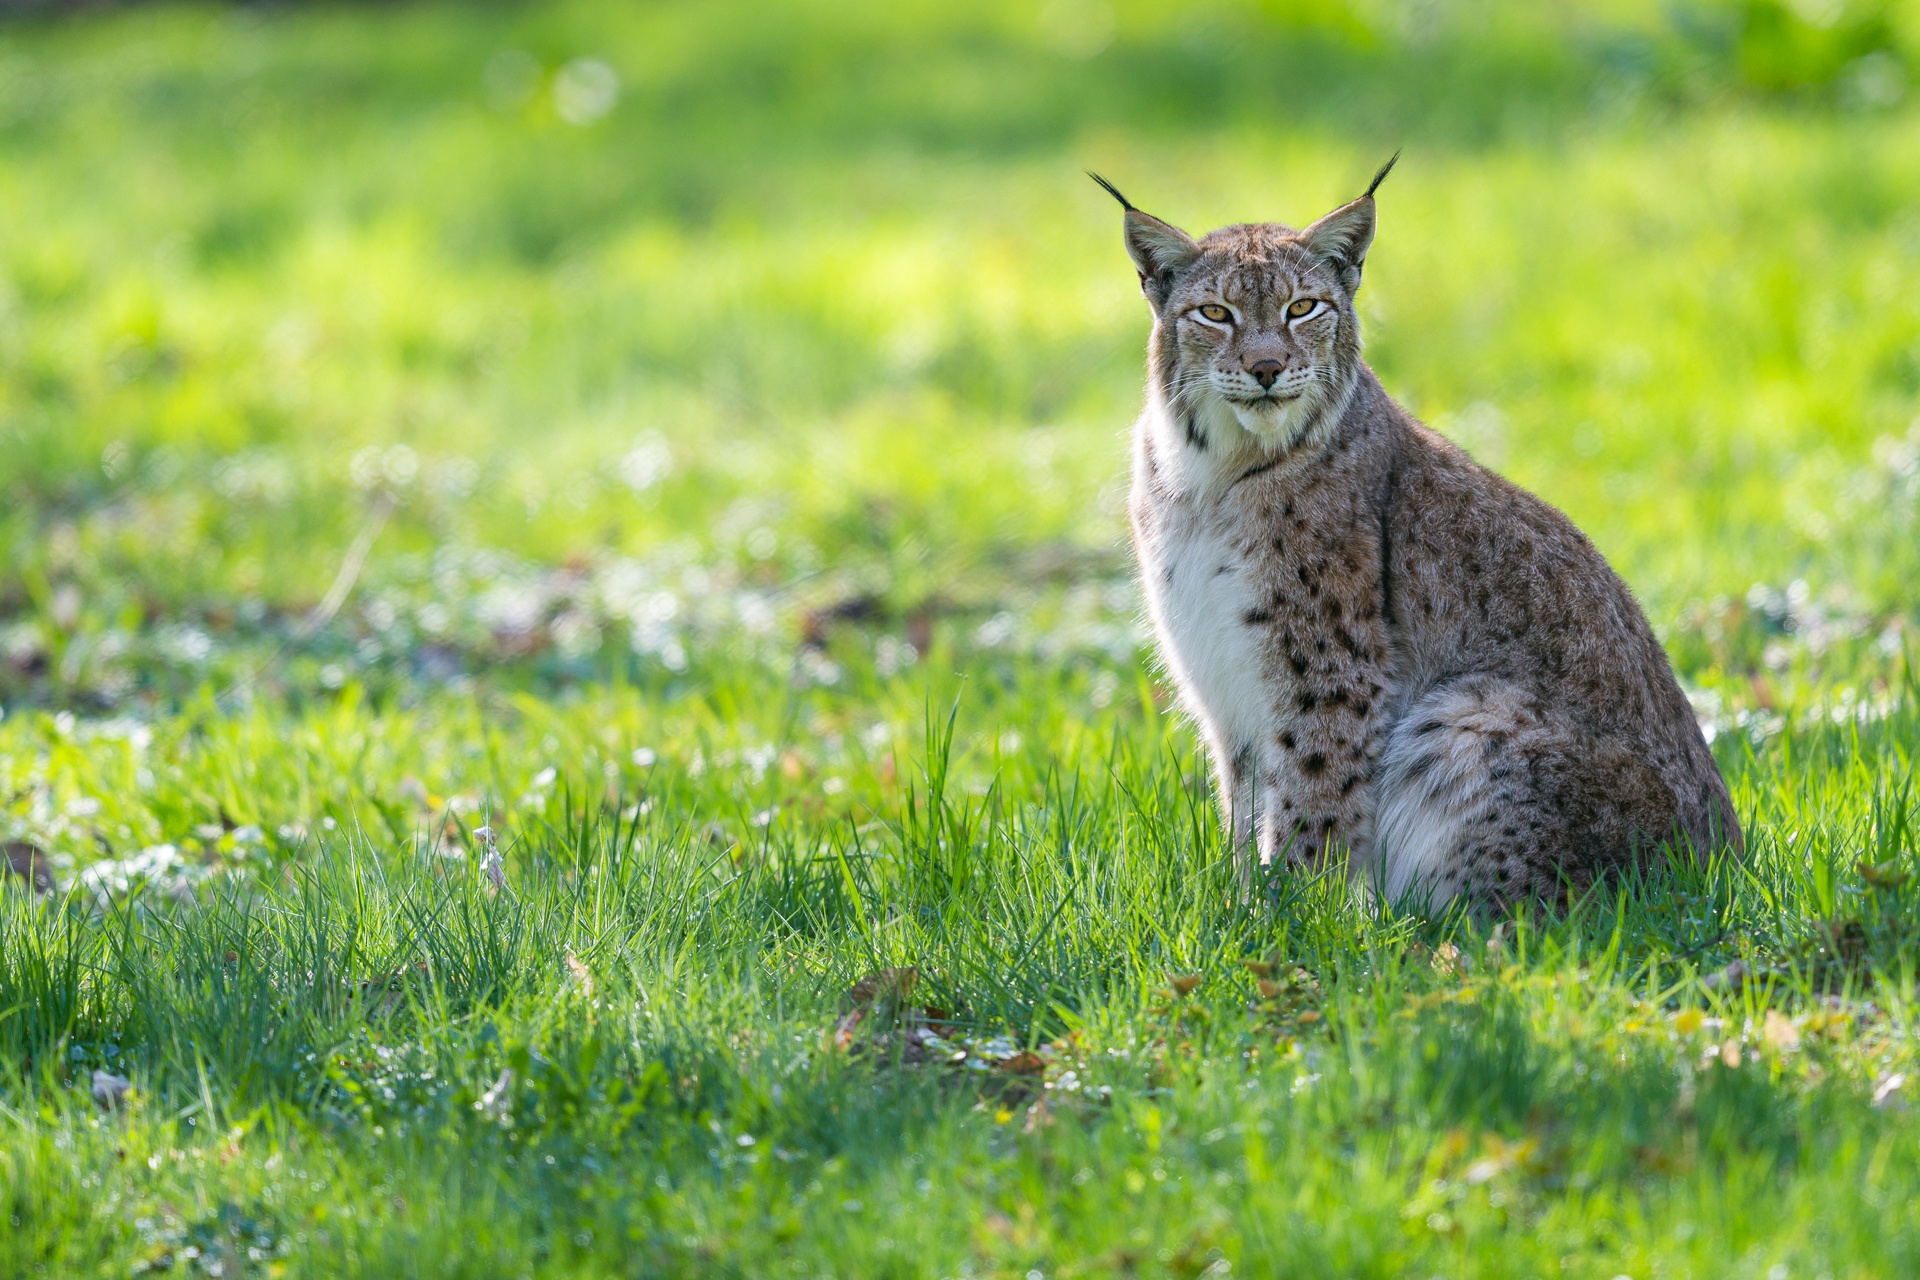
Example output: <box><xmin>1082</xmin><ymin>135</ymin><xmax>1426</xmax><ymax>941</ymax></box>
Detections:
<box><xmin>1286</xmin><ymin>298</ymin><xmax>1320</xmax><ymax>319</ymax></box>
<box><xmin>1197</xmin><ymin>303</ymin><xmax>1233</xmax><ymax>323</ymax></box>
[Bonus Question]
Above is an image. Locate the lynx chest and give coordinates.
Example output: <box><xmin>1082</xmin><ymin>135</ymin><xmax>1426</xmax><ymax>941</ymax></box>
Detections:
<box><xmin>1133</xmin><ymin>493</ymin><xmax>1284</xmax><ymax>756</ymax></box>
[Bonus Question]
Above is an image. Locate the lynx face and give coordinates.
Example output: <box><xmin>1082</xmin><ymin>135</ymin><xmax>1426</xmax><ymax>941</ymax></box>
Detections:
<box><xmin>1093</xmin><ymin>170</ymin><xmax>1387</xmax><ymax>452</ymax></box>
<box><xmin>1159</xmin><ymin>230</ymin><xmax>1360</xmax><ymax>445</ymax></box>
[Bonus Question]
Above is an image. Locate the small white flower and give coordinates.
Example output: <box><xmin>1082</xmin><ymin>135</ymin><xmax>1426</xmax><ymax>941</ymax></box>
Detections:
<box><xmin>475</xmin><ymin>1069</ymin><xmax>514</xmax><ymax>1120</ymax></box>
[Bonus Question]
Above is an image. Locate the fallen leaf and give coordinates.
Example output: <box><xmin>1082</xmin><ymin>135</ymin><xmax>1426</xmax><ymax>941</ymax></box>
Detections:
<box><xmin>832</xmin><ymin>1008</ymin><xmax>867</xmax><ymax>1050</ymax></box>
<box><xmin>997</xmin><ymin>1052</ymin><xmax>1047</xmax><ymax>1076</ymax></box>
<box><xmin>1702</xmin><ymin>960</ymin><xmax>1749</xmax><ymax>992</ymax></box>
<box><xmin>833</xmin><ymin>967</ymin><xmax>922</xmax><ymax>1051</ymax></box>
<box><xmin>1257</xmin><ymin>979</ymin><xmax>1283</xmax><ymax>1000</ymax></box>
<box><xmin>474</xmin><ymin>826</ymin><xmax>508</xmax><ymax>893</ymax></box>
<box><xmin>4</xmin><ymin>841</ymin><xmax>56</xmax><ymax>893</ymax></box>
<box><xmin>1169</xmin><ymin>973</ymin><xmax>1202</xmax><ymax>996</ymax></box>
<box><xmin>1857</xmin><ymin>859</ymin><xmax>1912</xmax><ymax>893</ymax></box>
<box><xmin>91</xmin><ymin>1070</ymin><xmax>131</xmax><ymax>1112</ymax></box>
<box><xmin>1238</xmin><ymin>958</ymin><xmax>1275</xmax><ymax>979</ymax></box>
<box><xmin>848</xmin><ymin>967</ymin><xmax>919</xmax><ymax>1006</ymax></box>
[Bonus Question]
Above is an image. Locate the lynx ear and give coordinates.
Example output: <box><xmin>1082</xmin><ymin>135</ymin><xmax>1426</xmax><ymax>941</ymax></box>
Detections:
<box><xmin>1301</xmin><ymin>198</ymin><xmax>1377</xmax><ymax>296</ymax></box>
<box><xmin>1301</xmin><ymin>152</ymin><xmax>1397</xmax><ymax>296</ymax></box>
<box><xmin>1090</xmin><ymin>173</ymin><xmax>1200</xmax><ymax>308</ymax></box>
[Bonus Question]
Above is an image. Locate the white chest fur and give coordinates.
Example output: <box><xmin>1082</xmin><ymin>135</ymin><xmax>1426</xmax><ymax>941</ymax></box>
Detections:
<box><xmin>1132</xmin><ymin>417</ymin><xmax>1283</xmax><ymax>763</ymax></box>
<box><xmin>1137</xmin><ymin>515</ymin><xmax>1273</xmax><ymax>759</ymax></box>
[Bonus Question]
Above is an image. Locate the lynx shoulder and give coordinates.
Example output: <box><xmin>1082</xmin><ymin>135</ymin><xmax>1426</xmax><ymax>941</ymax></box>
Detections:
<box><xmin>1097</xmin><ymin>163</ymin><xmax>1740</xmax><ymax>905</ymax></box>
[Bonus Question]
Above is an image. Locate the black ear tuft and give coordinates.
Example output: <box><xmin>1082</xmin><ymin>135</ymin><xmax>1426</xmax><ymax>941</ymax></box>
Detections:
<box><xmin>1088</xmin><ymin>171</ymin><xmax>1135</xmax><ymax>212</ymax></box>
<box><xmin>1363</xmin><ymin>150</ymin><xmax>1401</xmax><ymax>201</ymax></box>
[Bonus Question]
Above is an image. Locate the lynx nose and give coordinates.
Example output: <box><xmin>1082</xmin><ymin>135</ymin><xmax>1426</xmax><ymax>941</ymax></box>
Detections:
<box><xmin>1246</xmin><ymin>359</ymin><xmax>1284</xmax><ymax>389</ymax></box>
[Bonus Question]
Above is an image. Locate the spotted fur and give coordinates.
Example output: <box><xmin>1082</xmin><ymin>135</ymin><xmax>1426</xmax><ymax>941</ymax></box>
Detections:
<box><xmin>1105</xmin><ymin>172</ymin><xmax>1741</xmax><ymax>906</ymax></box>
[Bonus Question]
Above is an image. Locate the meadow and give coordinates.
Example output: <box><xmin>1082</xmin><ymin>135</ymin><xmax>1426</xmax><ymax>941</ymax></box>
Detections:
<box><xmin>4</xmin><ymin>1</ymin><xmax>1920</xmax><ymax>1274</ymax></box>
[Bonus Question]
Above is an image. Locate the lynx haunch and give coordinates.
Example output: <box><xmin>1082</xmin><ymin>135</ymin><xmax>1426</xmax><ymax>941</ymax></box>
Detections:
<box><xmin>1100</xmin><ymin>160</ymin><xmax>1740</xmax><ymax>906</ymax></box>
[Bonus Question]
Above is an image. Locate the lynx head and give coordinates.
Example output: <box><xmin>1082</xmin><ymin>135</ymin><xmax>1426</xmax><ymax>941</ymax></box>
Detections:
<box><xmin>1095</xmin><ymin>155</ymin><xmax>1395</xmax><ymax>451</ymax></box>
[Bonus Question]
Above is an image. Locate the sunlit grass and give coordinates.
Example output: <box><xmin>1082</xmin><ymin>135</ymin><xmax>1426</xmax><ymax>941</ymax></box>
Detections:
<box><xmin>5</xmin><ymin>0</ymin><xmax>1920</xmax><ymax>1275</ymax></box>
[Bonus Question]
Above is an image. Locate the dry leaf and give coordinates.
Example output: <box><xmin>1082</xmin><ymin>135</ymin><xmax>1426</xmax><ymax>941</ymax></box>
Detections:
<box><xmin>997</xmin><ymin>1052</ymin><xmax>1047</xmax><ymax>1076</ymax></box>
<box><xmin>4</xmin><ymin>841</ymin><xmax>56</xmax><ymax>894</ymax></box>
<box><xmin>848</xmin><ymin>967</ymin><xmax>919</xmax><ymax>1006</ymax></box>
<box><xmin>1257</xmin><ymin>979</ymin><xmax>1283</xmax><ymax>1000</ymax></box>
<box><xmin>565</xmin><ymin>950</ymin><xmax>593</xmax><ymax>997</ymax></box>
<box><xmin>833</xmin><ymin>967</ymin><xmax>922</xmax><ymax>1051</ymax></box>
<box><xmin>474</xmin><ymin>826</ymin><xmax>508</xmax><ymax>893</ymax></box>
<box><xmin>91</xmin><ymin>1070</ymin><xmax>131</xmax><ymax>1112</ymax></box>
<box><xmin>1857</xmin><ymin>859</ymin><xmax>1912</xmax><ymax>893</ymax></box>
<box><xmin>1239</xmin><ymin>958</ymin><xmax>1275</xmax><ymax>979</ymax></box>
<box><xmin>1762</xmin><ymin>1010</ymin><xmax>1800</xmax><ymax>1052</ymax></box>
<box><xmin>1702</xmin><ymin>960</ymin><xmax>1750</xmax><ymax>992</ymax></box>
<box><xmin>1169</xmin><ymin>973</ymin><xmax>1202</xmax><ymax>996</ymax></box>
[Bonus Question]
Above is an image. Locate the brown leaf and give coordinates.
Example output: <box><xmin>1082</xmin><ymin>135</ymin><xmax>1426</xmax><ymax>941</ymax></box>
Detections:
<box><xmin>833</xmin><ymin>968</ymin><xmax>926</xmax><ymax>1052</ymax></box>
<box><xmin>996</xmin><ymin>1052</ymin><xmax>1047</xmax><ymax>1076</ymax></box>
<box><xmin>848</xmin><ymin>966</ymin><xmax>919</xmax><ymax>1007</ymax></box>
<box><xmin>565</xmin><ymin>950</ymin><xmax>594</xmax><ymax>997</ymax></box>
<box><xmin>832</xmin><ymin>1007</ymin><xmax>867</xmax><ymax>1051</ymax></box>
<box><xmin>1169</xmin><ymin>973</ymin><xmax>1202</xmax><ymax>996</ymax></box>
<box><xmin>4</xmin><ymin>841</ymin><xmax>56</xmax><ymax>893</ymax></box>
<box><xmin>1701</xmin><ymin>959</ymin><xmax>1750</xmax><ymax>992</ymax></box>
<box><xmin>1857</xmin><ymin>859</ymin><xmax>1912</xmax><ymax>893</ymax></box>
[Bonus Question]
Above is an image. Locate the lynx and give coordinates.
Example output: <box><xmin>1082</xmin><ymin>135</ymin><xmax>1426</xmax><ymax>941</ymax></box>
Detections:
<box><xmin>1099</xmin><ymin>159</ymin><xmax>1740</xmax><ymax>906</ymax></box>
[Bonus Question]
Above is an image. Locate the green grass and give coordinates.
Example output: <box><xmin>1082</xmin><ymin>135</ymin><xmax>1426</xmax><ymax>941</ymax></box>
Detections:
<box><xmin>4</xmin><ymin>0</ymin><xmax>1920</xmax><ymax>1275</ymax></box>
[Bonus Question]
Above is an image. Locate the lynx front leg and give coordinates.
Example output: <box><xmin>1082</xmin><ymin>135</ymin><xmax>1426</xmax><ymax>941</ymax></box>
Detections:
<box><xmin>1252</xmin><ymin>680</ymin><xmax>1388</xmax><ymax>882</ymax></box>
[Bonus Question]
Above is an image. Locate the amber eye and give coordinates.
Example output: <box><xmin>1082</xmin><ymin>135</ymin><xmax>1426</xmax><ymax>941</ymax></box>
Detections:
<box><xmin>1286</xmin><ymin>298</ymin><xmax>1319</xmax><ymax>319</ymax></box>
<box><xmin>1197</xmin><ymin>303</ymin><xmax>1232</xmax><ymax>323</ymax></box>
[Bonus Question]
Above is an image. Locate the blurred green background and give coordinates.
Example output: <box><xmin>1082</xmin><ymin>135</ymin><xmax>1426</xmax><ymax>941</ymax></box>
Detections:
<box><xmin>2</xmin><ymin>0</ymin><xmax>1918</xmax><ymax>714</ymax></box>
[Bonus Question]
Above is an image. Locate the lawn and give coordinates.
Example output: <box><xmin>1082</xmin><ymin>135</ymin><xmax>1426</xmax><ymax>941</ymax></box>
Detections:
<box><xmin>4</xmin><ymin>1</ymin><xmax>1920</xmax><ymax>1275</ymax></box>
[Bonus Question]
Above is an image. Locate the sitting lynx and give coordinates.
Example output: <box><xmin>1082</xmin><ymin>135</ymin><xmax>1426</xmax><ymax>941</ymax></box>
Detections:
<box><xmin>1098</xmin><ymin>159</ymin><xmax>1740</xmax><ymax>906</ymax></box>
